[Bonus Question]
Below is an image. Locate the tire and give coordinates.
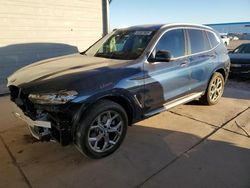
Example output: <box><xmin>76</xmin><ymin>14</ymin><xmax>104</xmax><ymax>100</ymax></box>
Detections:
<box><xmin>201</xmin><ymin>72</ymin><xmax>225</xmax><ymax>105</ymax></box>
<box><xmin>75</xmin><ymin>100</ymin><xmax>128</xmax><ymax>159</ymax></box>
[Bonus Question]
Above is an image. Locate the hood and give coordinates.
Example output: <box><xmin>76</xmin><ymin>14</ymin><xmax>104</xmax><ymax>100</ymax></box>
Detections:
<box><xmin>7</xmin><ymin>53</ymin><xmax>131</xmax><ymax>93</ymax></box>
<box><xmin>229</xmin><ymin>53</ymin><xmax>250</xmax><ymax>64</ymax></box>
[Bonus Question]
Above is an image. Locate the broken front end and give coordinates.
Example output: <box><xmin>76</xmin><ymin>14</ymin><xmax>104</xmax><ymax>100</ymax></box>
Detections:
<box><xmin>9</xmin><ymin>86</ymin><xmax>81</xmax><ymax>146</ymax></box>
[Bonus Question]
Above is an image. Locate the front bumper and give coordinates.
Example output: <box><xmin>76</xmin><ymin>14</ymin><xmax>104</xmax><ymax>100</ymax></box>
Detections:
<box><xmin>230</xmin><ymin>64</ymin><xmax>250</xmax><ymax>78</ymax></box>
<box><xmin>11</xmin><ymin>102</ymin><xmax>51</xmax><ymax>140</ymax></box>
<box><xmin>10</xmin><ymin>100</ymin><xmax>74</xmax><ymax>145</ymax></box>
<box><xmin>230</xmin><ymin>70</ymin><xmax>250</xmax><ymax>79</ymax></box>
<box><xmin>8</xmin><ymin>86</ymin><xmax>81</xmax><ymax>145</ymax></box>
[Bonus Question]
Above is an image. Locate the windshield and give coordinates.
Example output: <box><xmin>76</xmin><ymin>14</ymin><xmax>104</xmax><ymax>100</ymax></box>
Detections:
<box><xmin>84</xmin><ymin>30</ymin><xmax>155</xmax><ymax>60</ymax></box>
<box><xmin>233</xmin><ymin>44</ymin><xmax>250</xmax><ymax>54</ymax></box>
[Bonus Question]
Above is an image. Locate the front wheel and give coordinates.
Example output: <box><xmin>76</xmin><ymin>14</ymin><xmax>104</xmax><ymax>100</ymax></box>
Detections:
<box><xmin>201</xmin><ymin>72</ymin><xmax>225</xmax><ymax>105</ymax></box>
<box><xmin>75</xmin><ymin>100</ymin><xmax>128</xmax><ymax>159</ymax></box>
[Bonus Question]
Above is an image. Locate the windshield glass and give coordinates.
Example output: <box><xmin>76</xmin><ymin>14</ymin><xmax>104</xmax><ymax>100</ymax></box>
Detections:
<box><xmin>233</xmin><ymin>44</ymin><xmax>250</xmax><ymax>54</ymax></box>
<box><xmin>85</xmin><ymin>30</ymin><xmax>155</xmax><ymax>60</ymax></box>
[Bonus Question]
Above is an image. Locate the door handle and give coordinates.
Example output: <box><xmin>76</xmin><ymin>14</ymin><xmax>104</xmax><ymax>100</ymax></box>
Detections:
<box><xmin>180</xmin><ymin>61</ymin><xmax>188</xmax><ymax>67</ymax></box>
<box><xmin>209</xmin><ymin>53</ymin><xmax>216</xmax><ymax>59</ymax></box>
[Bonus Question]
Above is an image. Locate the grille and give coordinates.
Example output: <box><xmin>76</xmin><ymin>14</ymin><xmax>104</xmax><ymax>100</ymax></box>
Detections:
<box><xmin>9</xmin><ymin>85</ymin><xmax>19</xmax><ymax>101</ymax></box>
<box><xmin>9</xmin><ymin>86</ymin><xmax>36</xmax><ymax>118</ymax></box>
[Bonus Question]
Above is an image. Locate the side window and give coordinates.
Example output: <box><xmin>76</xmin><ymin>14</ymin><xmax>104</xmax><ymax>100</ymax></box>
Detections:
<box><xmin>155</xmin><ymin>29</ymin><xmax>185</xmax><ymax>58</ymax></box>
<box><xmin>188</xmin><ymin>29</ymin><xmax>210</xmax><ymax>54</ymax></box>
<box><xmin>206</xmin><ymin>31</ymin><xmax>220</xmax><ymax>48</ymax></box>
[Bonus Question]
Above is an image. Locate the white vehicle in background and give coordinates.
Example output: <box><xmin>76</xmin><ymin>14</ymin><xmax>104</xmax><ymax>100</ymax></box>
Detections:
<box><xmin>220</xmin><ymin>34</ymin><xmax>230</xmax><ymax>46</ymax></box>
<box><xmin>232</xmin><ymin>36</ymin><xmax>239</xmax><ymax>40</ymax></box>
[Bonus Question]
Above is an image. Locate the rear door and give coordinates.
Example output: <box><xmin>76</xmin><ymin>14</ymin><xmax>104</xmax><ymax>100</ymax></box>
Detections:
<box><xmin>143</xmin><ymin>29</ymin><xmax>193</xmax><ymax>112</ymax></box>
<box><xmin>186</xmin><ymin>28</ymin><xmax>216</xmax><ymax>92</ymax></box>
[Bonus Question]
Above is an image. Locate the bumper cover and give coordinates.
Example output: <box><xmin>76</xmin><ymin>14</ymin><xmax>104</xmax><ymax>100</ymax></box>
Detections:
<box><xmin>11</xmin><ymin>102</ymin><xmax>72</xmax><ymax>145</ymax></box>
<box><xmin>11</xmin><ymin>102</ymin><xmax>51</xmax><ymax>139</ymax></box>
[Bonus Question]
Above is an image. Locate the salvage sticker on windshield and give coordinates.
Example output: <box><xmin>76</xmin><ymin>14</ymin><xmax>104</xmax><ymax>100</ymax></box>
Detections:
<box><xmin>134</xmin><ymin>31</ymin><xmax>152</xmax><ymax>35</ymax></box>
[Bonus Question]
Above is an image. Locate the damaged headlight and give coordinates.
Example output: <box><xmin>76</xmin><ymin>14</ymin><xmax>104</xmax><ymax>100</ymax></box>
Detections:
<box><xmin>28</xmin><ymin>90</ymin><xmax>78</xmax><ymax>105</ymax></box>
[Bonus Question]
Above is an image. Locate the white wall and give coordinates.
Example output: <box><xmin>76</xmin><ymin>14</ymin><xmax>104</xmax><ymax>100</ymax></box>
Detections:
<box><xmin>0</xmin><ymin>0</ymin><xmax>104</xmax><ymax>93</ymax></box>
<box><xmin>0</xmin><ymin>0</ymin><xmax>103</xmax><ymax>50</ymax></box>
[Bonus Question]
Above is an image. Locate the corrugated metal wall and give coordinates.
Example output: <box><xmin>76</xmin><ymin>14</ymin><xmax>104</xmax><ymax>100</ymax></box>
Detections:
<box><xmin>0</xmin><ymin>0</ymin><xmax>104</xmax><ymax>94</ymax></box>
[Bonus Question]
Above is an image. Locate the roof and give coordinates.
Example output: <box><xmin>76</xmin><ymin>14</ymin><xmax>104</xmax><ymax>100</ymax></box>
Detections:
<box><xmin>119</xmin><ymin>23</ymin><xmax>212</xmax><ymax>31</ymax></box>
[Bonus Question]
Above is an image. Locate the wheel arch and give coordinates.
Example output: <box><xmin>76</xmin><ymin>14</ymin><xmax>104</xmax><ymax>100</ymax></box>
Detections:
<box><xmin>71</xmin><ymin>89</ymin><xmax>141</xmax><ymax>140</ymax></box>
<box><xmin>207</xmin><ymin>67</ymin><xmax>227</xmax><ymax>87</ymax></box>
<box><xmin>215</xmin><ymin>68</ymin><xmax>226</xmax><ymax>80</ymax></box>
<box><xmin>203</xmin><ymin>67</ymin><xmax>226</xmax><ymax>95</ymax></box>
<box><xmin>99</xmin><ymin>95</ymin><xmax>135</xmax><ymax>125</ymax></box>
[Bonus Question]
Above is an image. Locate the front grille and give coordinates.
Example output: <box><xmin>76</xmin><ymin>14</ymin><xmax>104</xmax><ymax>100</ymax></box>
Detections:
<box><xmin>9</xmin><ymin>85</ymin><xmax>19</xmax><ymax>101</ymax></box>
<box><xmin>9</xmin><ymin>85</ymin><xmax>36</xmax><ymax>119</ymax></box>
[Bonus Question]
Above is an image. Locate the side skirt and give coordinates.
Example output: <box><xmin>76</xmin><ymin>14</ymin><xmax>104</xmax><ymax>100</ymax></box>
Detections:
<box><xmin>144</xmin><ymin>92</ymin><xmax>203</xmax><ymax>117</ymax></box>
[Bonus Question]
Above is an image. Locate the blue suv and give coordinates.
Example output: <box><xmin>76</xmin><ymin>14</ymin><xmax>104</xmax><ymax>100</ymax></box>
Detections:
<box><xmin>7</xmin><ymin>23</ymin><xmax>230</xmax><ymax>158</ymax></box>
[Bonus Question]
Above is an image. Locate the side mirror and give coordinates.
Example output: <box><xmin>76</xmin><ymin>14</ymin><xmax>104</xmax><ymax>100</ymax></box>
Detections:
<box><xmin>149</xmin><ymin>50</ymin><xmax>172</xmax><ymax>62</ymax></box>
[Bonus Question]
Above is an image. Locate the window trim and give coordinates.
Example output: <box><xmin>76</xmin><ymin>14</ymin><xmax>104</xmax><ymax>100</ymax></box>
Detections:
<box><xmin>146</xmin><ymin>26</ymin><xmax>221</xmax><ymax>63</ymax></box>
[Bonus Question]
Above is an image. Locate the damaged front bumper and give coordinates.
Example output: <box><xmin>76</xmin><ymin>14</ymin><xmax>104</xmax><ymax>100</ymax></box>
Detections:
<box><xmin>8</xmin><ymin>86</ymin><xmax>81</xmax><ymax>146</ymax></box>
<box><xmin>12</xmin><ymin>103</ymin><xmax>51</xmax><ymax>140</ymax></box>
<box><xmin>10</xmin><ymin>100</ymin><xmax>75</xmax><ymax>146</ymax></box>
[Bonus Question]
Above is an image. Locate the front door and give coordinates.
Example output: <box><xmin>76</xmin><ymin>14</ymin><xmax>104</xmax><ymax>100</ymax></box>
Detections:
<box><xmin>143</xmin><ymin>29</ymin><xmax>192</xmax><ymax>113</ymax></box>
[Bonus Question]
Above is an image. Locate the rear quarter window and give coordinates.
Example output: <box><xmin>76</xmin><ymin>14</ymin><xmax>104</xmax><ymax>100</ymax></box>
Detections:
<box><xmin>206</xmin><ymin>31</ymin><xmax>220</xmax><ymax>48</ymax></box>
<box><xmin>188</xmin><ymin>29</ymin><xmax>210</xmax><ymax>54</ymax></box>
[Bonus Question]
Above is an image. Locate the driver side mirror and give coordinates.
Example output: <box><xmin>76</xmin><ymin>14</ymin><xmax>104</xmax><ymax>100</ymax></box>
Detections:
<box><xmin>149</xmin><ymin>50</ymin><xmax>172</xmax><ymax>62</ymax></box>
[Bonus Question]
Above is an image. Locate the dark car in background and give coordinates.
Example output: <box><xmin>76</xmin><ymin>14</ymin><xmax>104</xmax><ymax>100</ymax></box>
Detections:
<box><xmin>7</xmin><ymin>23</ymin><xmax>230</xmax><ymax>158</ymax></box>
<box><xmin>229</xmin><ymin>43</ymin><xmax>250</xmax><ymax>79</ymax></box>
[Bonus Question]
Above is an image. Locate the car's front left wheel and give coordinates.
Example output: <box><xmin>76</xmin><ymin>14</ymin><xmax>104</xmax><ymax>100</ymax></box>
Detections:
<box><xmin>75</xmin><ymin>100</ymin><xmax>128</xmax><ymax>159</ymax></box>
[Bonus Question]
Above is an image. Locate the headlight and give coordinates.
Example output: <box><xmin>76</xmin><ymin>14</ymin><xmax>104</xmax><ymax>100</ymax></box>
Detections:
<box><xmin>28</xmin><ymin>90</ymin><xmax>78</xmax><ymax>104</ymax></box>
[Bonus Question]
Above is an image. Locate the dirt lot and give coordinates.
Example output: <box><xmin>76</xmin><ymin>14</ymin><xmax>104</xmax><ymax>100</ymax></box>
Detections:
<box><xmin>0</xmin><ymin>79</ymin><xmax>250</xmax><ymax>188</ymax></box>
<box><xmin>227</xmin><ymin>39</ymin><xmax>250</xmax><ymax>51</ymax></box>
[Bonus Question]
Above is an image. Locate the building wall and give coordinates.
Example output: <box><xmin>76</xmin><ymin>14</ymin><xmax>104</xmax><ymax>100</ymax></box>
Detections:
<box><xmin>0</xmin><ymin>0</ymin><xmax>104</xmax><ymax>94</ymax></box>
<box><xmin>207</xmin><ymin>22</ymin><xmax>250</xmax><ymax>34</ymax></box>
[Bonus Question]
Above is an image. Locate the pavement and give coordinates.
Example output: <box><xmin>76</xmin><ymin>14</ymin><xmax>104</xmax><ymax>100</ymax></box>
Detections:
<box><xmin>0</xmin><ymin>79</ymin><xmax>250</xmax><ymax>188</ymax></box>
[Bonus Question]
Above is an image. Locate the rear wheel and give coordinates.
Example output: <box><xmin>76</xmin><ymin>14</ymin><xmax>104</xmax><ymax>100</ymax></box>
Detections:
<box><xmin>75</xmin><ymin>100</ymin><xmax>128</xmax><ymax>159</ymax></box>
<box><xmin>201</xmin><ymin>72</ymin><xmax>224</xmax><ymax>105</ymax></box>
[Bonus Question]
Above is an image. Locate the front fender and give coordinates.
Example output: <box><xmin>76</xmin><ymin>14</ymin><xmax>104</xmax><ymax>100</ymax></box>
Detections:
<box><xmin>70</xmin><ymin>88</ymin><xmax>143</xmax><ymax>140</ymax></box>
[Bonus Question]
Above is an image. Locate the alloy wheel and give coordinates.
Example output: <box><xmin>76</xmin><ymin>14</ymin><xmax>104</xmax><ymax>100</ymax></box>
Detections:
<box><xmin>87</xmin><ymin>110</ymin><xmax>123</xmax><ymax>153</ymax></box>
<box><xmin>209</xmin><ymin>76</ymin><xmax>223</xmax><ymax>102</ymax></box>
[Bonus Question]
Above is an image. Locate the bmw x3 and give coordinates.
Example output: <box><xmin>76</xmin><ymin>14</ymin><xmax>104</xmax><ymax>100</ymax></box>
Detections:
<box><xmin>7</xmin><ymin>23</ymin><xmax>230</xmax><ymax>158</ymax></box>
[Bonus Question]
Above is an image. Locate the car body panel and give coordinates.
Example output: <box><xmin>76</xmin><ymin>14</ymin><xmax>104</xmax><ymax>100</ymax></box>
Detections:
<box><xmin>143</xmin><ymin>56</ymin><xmax>192</xmax><ymax>112</ymax></box>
